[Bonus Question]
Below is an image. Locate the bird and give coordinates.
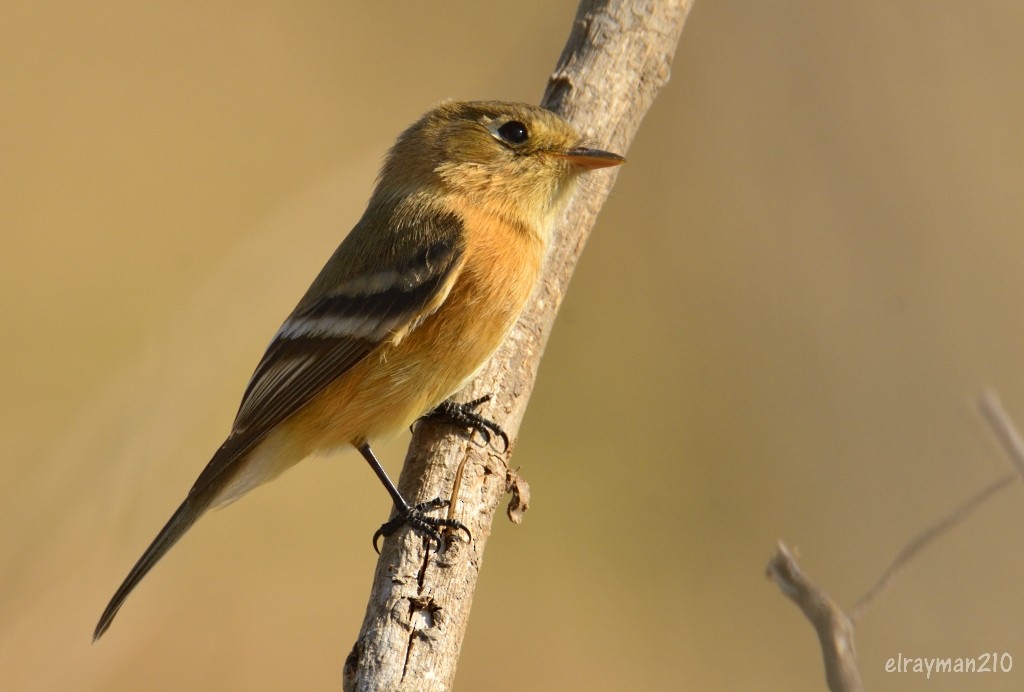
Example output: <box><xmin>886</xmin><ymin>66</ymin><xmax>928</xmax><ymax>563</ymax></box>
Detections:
<box><xmin>94</xmin><ymin>100</ymin><xmax>624</xmax><ymax>640</ymax></box>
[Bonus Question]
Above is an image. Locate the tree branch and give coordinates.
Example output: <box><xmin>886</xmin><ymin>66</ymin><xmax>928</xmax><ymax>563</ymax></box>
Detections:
<box><xmin>343</xmin><ymin>1</ymin><xmax>694</xmax><ymax>689</ymax></box>
<box><xmin>767</xmin><ymin>542</ymin><xmax>863</xmax><ymax>692</ymax></box>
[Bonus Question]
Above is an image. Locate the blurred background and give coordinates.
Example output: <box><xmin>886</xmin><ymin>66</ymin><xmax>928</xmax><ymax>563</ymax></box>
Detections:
<box><xmin>3</xmin><ymin>1</ymin><xmax>1024</xmax><ymax>690</ymax></box>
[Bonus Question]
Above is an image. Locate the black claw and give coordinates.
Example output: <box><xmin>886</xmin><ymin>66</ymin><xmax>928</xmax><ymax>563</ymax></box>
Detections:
<box><xmin>421</xmin><ymin>394</ymin><xmax>510</xmax><ymax>452</ymax></box>
<box><xmin>372</xmin><ymin>498</ymin><xmax>473</xmax><ymax>554</ymax></box>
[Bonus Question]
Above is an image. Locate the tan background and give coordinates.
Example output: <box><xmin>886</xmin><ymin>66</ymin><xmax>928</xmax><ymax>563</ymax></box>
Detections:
<box><xmin>3</xmin><ymin>2</ymin><xmax>1024</xmax><ymax>690</ymax></box>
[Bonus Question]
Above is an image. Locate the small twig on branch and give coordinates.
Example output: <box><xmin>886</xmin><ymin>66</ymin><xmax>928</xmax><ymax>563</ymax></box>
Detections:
<box><xmin>343</xmin><ymin>2</ymin><xmax>694</xmax><ymax>690</ymax></box>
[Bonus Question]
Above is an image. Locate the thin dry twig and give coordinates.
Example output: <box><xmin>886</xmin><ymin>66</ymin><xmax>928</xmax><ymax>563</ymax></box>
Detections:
<box><xmin>849</xmin><ymin>471</ymin><xmax>1014</xmax><ymax>622</ymax></box>
<box><xmin>850</xmin><ymin>389</ymin><xmax>1024</xmax><ymax>620</ymax></box>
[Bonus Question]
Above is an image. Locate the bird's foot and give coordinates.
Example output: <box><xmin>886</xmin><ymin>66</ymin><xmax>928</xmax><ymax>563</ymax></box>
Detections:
<box><xmin>372</xmin><ymin>498</ymin><xmax>472</xmax><ymax>554</ymax></box>
<box><xmin>419</xmin><ymin>394</ymin><xmax>509</xmax><ymax>451</ymax></box>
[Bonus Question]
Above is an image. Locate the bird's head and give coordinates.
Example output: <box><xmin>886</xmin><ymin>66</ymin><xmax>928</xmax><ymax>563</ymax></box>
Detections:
<box><xmin>378</xmin><ymin>101</ymin><xmax>624</xmax><ymax>236</ymax></box>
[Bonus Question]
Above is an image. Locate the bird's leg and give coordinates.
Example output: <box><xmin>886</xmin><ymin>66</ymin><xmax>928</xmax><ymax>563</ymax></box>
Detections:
<box><xmin>418</xmin><ymin>394</ymin><xmax>509</xmax><ymax>452</ymax></box>
<box><xmin>357</xmin><ymin>442</ymin><xmax>472</xmax><ymax>554</ymax></box>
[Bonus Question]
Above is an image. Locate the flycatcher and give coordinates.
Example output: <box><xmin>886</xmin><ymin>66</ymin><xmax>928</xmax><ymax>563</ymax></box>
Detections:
<box><xmin>94</xmin><ymin>100</ymin><xmax>623</xmax><ymax>639</ymax></box>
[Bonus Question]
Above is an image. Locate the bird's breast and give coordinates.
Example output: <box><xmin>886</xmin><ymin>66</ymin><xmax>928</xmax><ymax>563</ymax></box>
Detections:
<box><xmin>290</xmin><ymin>203</ymin><xmax>547</xmax><ymax>447</ymax></box>
<box><xmin>381</xmin><ymin>202</ymin><xmax>547</xmax><ymax>411</ymax></box>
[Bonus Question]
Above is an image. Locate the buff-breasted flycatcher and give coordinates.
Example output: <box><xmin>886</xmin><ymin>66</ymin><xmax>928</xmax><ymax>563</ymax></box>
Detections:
<box><xmin>94</xmin><ymin>100</ymin><xmax>624</xmax><ymax>639</ymax></box>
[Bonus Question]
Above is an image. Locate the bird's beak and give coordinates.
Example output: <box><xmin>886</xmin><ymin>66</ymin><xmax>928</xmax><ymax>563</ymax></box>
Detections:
<box><xmin>555</xmin><ymin>147</ymin><xmax>626</xmax><ymax>170</ymax></box>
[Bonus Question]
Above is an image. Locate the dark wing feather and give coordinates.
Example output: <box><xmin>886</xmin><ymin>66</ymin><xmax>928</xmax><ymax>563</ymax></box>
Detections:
<box><xmin>220</xmin><ymin>210</ymin><xmax>465</xmax><ymax>471</ymax></box>
<box><xmin>230</xmin><ymin>254</ymin><xmax>460</xmax><ymax>441</ymax></box>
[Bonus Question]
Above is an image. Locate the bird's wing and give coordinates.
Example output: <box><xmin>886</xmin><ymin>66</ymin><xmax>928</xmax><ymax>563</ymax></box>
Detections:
<box><xmin>228</xmin><ymin>207</ymin><xmax>466</xmax><ymax>465</ymax></box>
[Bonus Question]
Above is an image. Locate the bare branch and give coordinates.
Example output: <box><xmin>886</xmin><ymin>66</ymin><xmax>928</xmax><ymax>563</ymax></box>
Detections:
<box><xmin>767</xmin><ymin>542</ymin><xmax>863</xmax><ymax>692</ymax></box>
<box><xmin>343</xmin><ymin>2</ymin><xmax>694</xmax><ymax>690</ymax></box>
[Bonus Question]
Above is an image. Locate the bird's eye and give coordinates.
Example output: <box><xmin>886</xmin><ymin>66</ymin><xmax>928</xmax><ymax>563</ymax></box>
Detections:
<box><xmin>496</xmin><ymin>121</ymin><xmax>529</xmax><ymax>145</ymax></box>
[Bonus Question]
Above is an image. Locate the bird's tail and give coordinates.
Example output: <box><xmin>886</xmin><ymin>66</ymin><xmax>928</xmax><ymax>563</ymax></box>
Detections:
<box><xmin>93</xmin><ymin>495</ymin><xmax>207</xmax><ymax>641</ymax></box>
<box><xmin>93</xmin><ymin>432</ymin><xmax>290</xmax><ymax>640</ymax></box>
